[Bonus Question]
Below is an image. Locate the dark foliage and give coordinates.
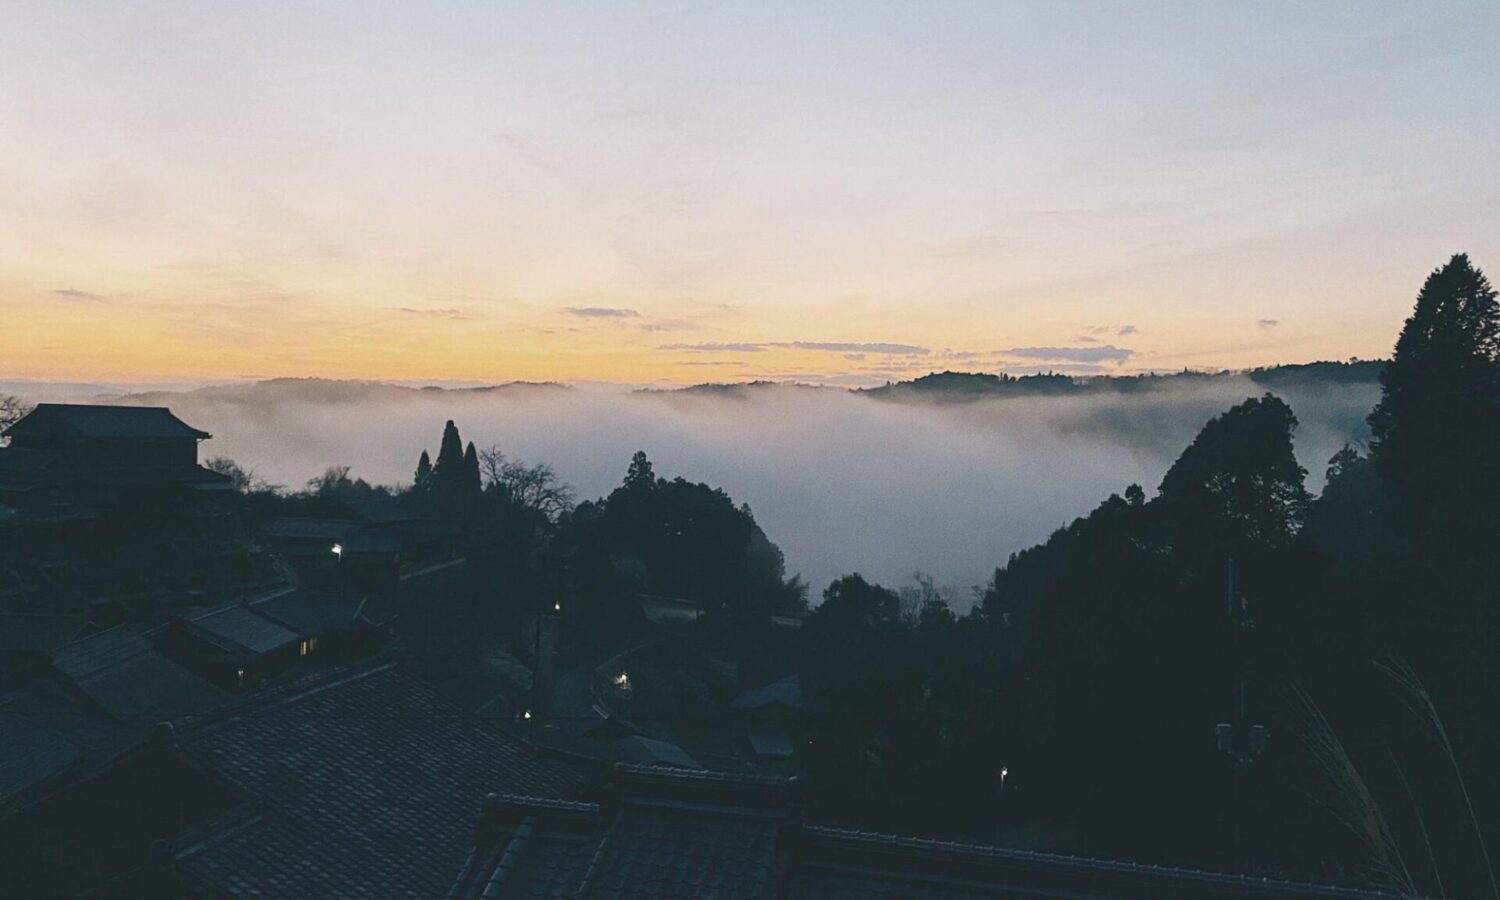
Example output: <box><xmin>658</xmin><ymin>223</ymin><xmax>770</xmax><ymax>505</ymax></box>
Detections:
<box><xmin>797</xmin><ymin>255</ymin><xmax>1500</xmax><ymax>895</ymax></box>
<box><xmin>559</xmin><ymin>451</ymin><xmax>805</xmax><ymax>651</ymax></box>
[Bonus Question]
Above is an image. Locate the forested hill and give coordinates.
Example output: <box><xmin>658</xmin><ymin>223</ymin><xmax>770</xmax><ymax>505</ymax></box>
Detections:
<box><xmin>639</xmin><ymin>360</ymin><xmax>1385</xmax><ymax>402</ymax></box>
<box><xmin>860</xmin><ymin>360</ymin><xmax>1384</xmax><ymax>401</ymax></box>
<box><xmin>67</xmin><ymin>362</ymin><xmax>1381</xmax><ymax>408</ymax></box>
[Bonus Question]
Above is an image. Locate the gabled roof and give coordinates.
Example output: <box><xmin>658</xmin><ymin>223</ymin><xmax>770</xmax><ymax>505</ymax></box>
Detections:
<box><xmin>72</xmin><ymin>652</ymin><xmax>228</xmax><ymax>722</ymax></box>
<box><xmin>251</xmin><ymin>590</ymin><xmax>379</xmax><ymax>635</ymax></box>
<box><xmin>50</xmin><ymin>627</ymin><xmax>230</xmax><ymax>722</ymax></box>
<box><xmin>185</xmin><ymin>604</ymin><xmax>302</xmax><ymax>654</ymax></box>
<box><xmin>3</xmin><ymin>403</ymin><xmax>211</xmax><ymax>440</ymax></box>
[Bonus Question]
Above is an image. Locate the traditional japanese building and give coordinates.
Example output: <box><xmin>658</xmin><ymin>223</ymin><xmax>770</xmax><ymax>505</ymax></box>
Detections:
<box><xmin>0</xmin><ymin>404</ymin><xmax>249</xmax><ymax>609</ymax></box>
<box><xmin>0</xmin><ymin>403</ymin><xmax>229</xmax><ymax>513</ymax></box>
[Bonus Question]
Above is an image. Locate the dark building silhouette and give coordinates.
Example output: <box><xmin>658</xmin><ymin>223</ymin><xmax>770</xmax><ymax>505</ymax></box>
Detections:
<box><xmin>0</xmin><ymin>403</ymin><xmax>227</xmax><ymax>501</ymax></box>
<box><xmin>0</xmin><ymin>404</ymin><xmax>248</xmax><ymax>609</ymax></box>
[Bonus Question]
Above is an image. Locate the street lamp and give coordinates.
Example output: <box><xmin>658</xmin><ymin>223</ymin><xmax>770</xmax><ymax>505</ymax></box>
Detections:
<box><xmin>332</xmin><ymin>543</ymin><xmax>345</xmax><ymax>594</ymax></box>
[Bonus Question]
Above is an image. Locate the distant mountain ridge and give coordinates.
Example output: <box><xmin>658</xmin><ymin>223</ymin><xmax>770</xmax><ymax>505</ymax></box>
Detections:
<box><xmin>104</xmin><ymin>377</ymin><xmax>572</xmax><ymax>407</ymax></box>
<box><xmin>863</xmin><ymin>360</ymin><xmax>1385</xmax><ymax>401</ymax></box>
<box><xmin>638</xmin><ymin>360</ymin><xmax>1386</xmax><ymax>402</ymax></box>
<box><xmin>6</xmin><ymin>362</ymin><xmax>1384</xmax><ymax>409</ymax></box>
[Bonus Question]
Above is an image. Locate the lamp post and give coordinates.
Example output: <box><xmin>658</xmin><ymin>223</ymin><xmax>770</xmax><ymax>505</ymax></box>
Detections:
<box><xmin>995</xmin><ymin>766</ymin><xmax>1010</xmax><ymax>846</ymax></box>
<box><xmin>1215</xmin><ymin>558</ymin><xmax>1267</xmax><ymax>872</ymax></box>
<box><xmin>527</xmin><ymin>598</ymin><xmax>561</xmax><ymax>742</ymax></box>
<box><xmin>331</xmin><ymin>543</ymin><xmax>344</xmax><ymax>595</ymax></box>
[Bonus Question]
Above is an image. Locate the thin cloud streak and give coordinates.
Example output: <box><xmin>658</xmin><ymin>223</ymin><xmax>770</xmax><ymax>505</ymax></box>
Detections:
<box><xmin>661</xmin><ymin>341</ymin><xmax>931</xmax><ymax>356</ymax></box>
<box><xmin>1000</xmin><ymin>345</ymin><xmax>1134</xmax><ymax>364</ymax></box>
<box><xmin>390</xmin><ymin>307</ymin><xmax>471</xmax><ymax>319</ymax></box>
<box><xmin>564</xmin><ymin>307</ymin><xmax>641</xmax><ymax>318</ymax></box>
<box><xmin>52</xmin><ymin>288</ymin><xmax>106</xmax><ymax>302</ymax></box>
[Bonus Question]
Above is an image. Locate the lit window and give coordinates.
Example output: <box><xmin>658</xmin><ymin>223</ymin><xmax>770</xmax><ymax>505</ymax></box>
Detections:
<box><xmin>299</xmin><ymin>640</ymin><xmax>309</xmax><ymax>656</ymax></box>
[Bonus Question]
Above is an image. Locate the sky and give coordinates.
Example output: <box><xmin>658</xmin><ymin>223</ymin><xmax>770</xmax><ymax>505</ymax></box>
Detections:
<box><xmin>2</xmin><ymin>1</ymin><xmax>1497</xmax><ymax>386</ymax></box>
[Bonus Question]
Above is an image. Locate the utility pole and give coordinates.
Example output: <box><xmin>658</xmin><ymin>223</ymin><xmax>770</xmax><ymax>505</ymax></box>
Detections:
<box><xmin>1215</xmin><ymin>558</ymin><xmax>1268</xmax><ymax>872</ymax></box>
<box><xmin>529</xmin><ymin>595</ymin><xmax>543</xmax><ymax>742</ymax></box>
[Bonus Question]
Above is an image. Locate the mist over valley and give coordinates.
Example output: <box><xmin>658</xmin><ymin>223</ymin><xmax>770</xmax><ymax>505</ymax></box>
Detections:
<box><xmin>63</xmin><ymin>367</ymin><xmax>1383</xmax><ymax>599</ymax></box>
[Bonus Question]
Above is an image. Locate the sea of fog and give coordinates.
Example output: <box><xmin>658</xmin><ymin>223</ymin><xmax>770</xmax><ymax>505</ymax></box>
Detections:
<box><xmin>60</xmin><ymin>379</ymin><xmax>1382</xmax><ymax>605</ymax></box>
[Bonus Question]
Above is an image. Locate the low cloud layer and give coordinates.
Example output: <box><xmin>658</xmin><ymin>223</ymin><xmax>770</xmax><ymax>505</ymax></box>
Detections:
<box><xmin>102</xmin><ymin>377</ymin><xmax>1379</xmax><ymax>603</ymax></box>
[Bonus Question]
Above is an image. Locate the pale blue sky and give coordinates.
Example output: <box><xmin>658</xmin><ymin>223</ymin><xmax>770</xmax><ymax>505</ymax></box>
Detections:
<box><xmin>1</xmin><ymin>1</ymin><xmax>1496</xmax><ymax>382</ymax></box>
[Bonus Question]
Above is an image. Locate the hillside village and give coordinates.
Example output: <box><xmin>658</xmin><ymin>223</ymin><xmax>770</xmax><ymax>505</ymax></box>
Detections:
<box><xmin>0</xmin><ymin>398</ymin><xmax>1422</xmax><ymax>899</ymax></box>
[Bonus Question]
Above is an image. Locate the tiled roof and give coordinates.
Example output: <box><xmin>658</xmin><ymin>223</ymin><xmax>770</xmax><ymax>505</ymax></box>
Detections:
<box><xmin>3</xmin><ymin>403</ymin><xmax>211</xmax><ymax>439</ymax></box>
<box><xmin>251</xmin><ymin>590</ymin><xmax>375</xmax><ymax>634</ymax></box>
<box><xmin>48</xmin><ymin>627</ymin><xmax>232</xmax><ymax>722</ymax></box>
<box><xmin>51</xmin><ymin>627</ymin><xmax>153</xmax><ymax>680</ymax></box>
<box><xmin>0</xmin><ymin>677</ymin><xmax>150</xmax><ymax>813</ymax></box>
<box><xmin>71</xmin><ymin>649</ymin><xmax>230</xmax><ymax>722</ymax></box>
<box><xmin>448</xmin><ymin>798</ymin><xmax>601</xmax><ymax>900</ymax></box>
<box><xmin>785</xmin><ymin>867</ymin><xmax>995</xmax><ymax>900</ymax></box>
<box><xmin>609</xmin><ymin>735</ymin><xmax>701</xmax><ymax>769</ymax></box>
<box><xmin>453</xmin><ymin>767</ymin><xmax>1427</xmax><ymax>900</ymax></box>
<box><xmin>580</xmin><ymin>803</ymin><xmax>783</xmax><ymax>898</ymax></box>
<box><xmin>187</xmin><ymin>603</ymin><xmax>302</xmax><ymax>653</ymax></box>
<box><xmin>508</xmin><ymin>826</ymin><xmax>598</xmax><ymax>898</ymax></box>
<box><xmin>0</xmin><ymin>712</ymin><xmax>82</xmax><ymax>803</ymax></box>
<box><xmin>174</xmin><ymin>664</ymin><xmax>591</xmax><ymax>899</ymax></box>
<box><xmin>452</xmin><ymin>765</ymin><xmax>795</xmax><ymax>900</ymax></box>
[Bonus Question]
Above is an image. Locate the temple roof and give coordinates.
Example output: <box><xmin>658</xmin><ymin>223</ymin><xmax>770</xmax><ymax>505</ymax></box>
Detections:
<box><xmin>3</xmin><ymin>403</ymin><xmax>211</xmax><ymax>440</ymax></box>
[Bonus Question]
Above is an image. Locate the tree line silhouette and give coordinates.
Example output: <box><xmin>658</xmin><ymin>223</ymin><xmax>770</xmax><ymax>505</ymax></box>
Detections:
<box><xmin>795</xmin><ymin>253</ymin><xmax>1500</xmax><ymax>894</ymax></box>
